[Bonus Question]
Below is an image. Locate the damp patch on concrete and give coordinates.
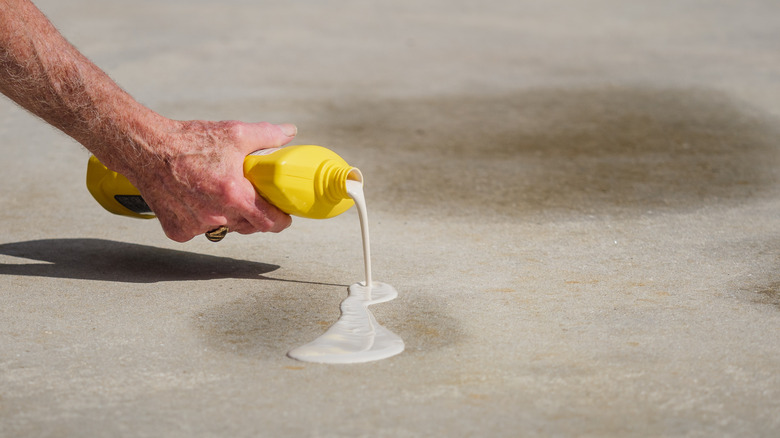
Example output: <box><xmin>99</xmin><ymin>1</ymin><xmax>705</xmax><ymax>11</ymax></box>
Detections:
<box><xmin>193</xmin><ymin>284</ymin><xmax>460</xmax><ymax>358</ymax></box>
<box><xmin>193</xmin><ymin>288</ymin><xmax>333</xmax><ymax>357</ymax></box>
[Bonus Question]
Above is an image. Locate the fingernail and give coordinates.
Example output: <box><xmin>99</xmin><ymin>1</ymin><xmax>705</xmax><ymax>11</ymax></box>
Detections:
<box><xmin>280</xmin><ymin>123</ymin><xmax>297</xmax><ymax>137</ymax></box>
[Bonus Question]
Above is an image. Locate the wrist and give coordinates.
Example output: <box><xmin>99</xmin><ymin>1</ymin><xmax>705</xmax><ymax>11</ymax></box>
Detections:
<box><xmin>84</xmin><ymin>102</ymin><xmax>181</xmax><ymax>179</ymax></box>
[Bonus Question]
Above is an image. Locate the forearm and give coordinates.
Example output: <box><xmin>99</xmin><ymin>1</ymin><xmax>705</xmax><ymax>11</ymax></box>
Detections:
<box><xmin>0</xmin><ymin>0</ymin><xmax>173</xmax><ymax>175</ymax></box>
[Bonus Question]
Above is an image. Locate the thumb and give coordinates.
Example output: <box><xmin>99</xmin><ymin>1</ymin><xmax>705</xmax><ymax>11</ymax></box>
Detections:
<box><xmin>239</xmin><ymin>122</ymin><xmax>297</xmax><ymax>155</ymax></box>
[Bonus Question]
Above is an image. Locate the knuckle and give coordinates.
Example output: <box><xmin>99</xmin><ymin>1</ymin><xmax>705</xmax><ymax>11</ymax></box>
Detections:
<box><xmin>222</xmin><ymin>120</ymin><xmax>246</xmax><ymax>140</ymax></box>
<box><xmin>253</xmin><ymin>218</ymin><xmax>274</xmax><ymax>233</ymax></box>
<box><xmin>204</xmin><ymin>178</ymin><xmax>240</xmax><ymax>202</ymax></box>
<box><xmin>165</xmin><ymin>229</ymin><xmax>192</xmax><ymax>243</ymax></box>
<box><xmin>159</xmin><ymin>218</ymin><xmax>195</xmax><ymax>242</ymax></box>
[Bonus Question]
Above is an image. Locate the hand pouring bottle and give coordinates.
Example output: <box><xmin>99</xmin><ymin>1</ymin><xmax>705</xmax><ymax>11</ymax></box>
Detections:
<box><xmin>86</xmin><ymin>145</ymin><xmax>363</xmax><ymax>220</ymax></box>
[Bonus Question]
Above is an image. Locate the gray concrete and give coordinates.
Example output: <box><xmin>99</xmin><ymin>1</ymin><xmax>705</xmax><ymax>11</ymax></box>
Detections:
<box><xmin>2</xmin><ymin>0</ymin><xmax>779</xmax><ymax>436</ymax></box>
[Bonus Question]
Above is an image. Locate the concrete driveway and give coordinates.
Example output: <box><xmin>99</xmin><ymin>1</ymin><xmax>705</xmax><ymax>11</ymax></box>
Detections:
<box><xmin>2</xmin><ymin>1</ymin><xmax>779</xmax><ymax>436</ymax></box>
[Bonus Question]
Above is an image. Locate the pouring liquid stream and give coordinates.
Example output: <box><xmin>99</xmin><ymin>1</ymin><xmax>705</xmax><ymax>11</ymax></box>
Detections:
<box><xmin>287</xmin><ymin>177</ymin><xmax>404</xmax><ymax>364</ymax></box>
<box><xmin>349</xmin><ymin>179</ymin><xmax>372</xmax><ymax>292</ymax></box>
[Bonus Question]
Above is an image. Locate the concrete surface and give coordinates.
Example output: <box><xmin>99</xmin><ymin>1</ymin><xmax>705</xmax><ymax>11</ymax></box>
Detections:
<box><xmin>2</xmin><ymin>0</ymin><xmax>779</xmax><ymax>436</ymax></box>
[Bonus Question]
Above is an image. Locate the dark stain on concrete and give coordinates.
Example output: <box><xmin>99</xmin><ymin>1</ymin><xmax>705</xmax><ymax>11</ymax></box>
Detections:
<box><xmin>754</xmin><ymin>282</ymin><xmax>780</xmax><ymax>309</ymax></box>
<box><xmin>299</xmin><ymin>87</ymin><xmax>780</xmax><ymax>220</ymax></box>
<box><xmin>711</xmin><ymin>237</ymin><xmax>780</xmax><ymax>311</ymax></box>
<box><xmin>743</xmin><ymin>279</ymin><xmax>780</xmax><ymax>311</ymax></box>
<box><xmin>0</xmin><ymin>238</ymin><xmax>278</xmax><ymax>282</ymax></box>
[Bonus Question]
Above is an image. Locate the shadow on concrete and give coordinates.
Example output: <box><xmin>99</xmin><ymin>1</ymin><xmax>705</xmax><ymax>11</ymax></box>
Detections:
<box><xmin>283</xmin><ymin>86</ymin><xmax>780</xmax><ymax>219</ymax></box>
<box><xmin>0</xmin><ymin>238</ymin><xmax>280</xmax><ymax>283</ymax></box>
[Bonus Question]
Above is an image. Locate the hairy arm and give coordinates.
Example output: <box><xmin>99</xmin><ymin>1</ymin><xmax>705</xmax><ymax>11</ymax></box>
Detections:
<box><xmin>0</xmin><ymin>0</ymin><xmax>295</xmax><ymax>241</ymax></box>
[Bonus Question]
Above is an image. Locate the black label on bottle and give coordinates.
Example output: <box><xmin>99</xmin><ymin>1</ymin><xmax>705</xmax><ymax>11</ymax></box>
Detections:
<box><xmin>114</xmin><ymin>195</ymin><xmax>153</xmax><ymax>214</ymax></box>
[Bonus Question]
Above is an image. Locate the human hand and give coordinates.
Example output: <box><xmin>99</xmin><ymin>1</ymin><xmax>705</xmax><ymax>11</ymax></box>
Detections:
<box><xmin>0</xmin><ymin>0</ymin><xmax>295</xmax><ymax>242</ymax></box>
<box><xmin>124</xmin><ymin>119</ymin><xmax>297</xmax><ymax>242</ymax></box>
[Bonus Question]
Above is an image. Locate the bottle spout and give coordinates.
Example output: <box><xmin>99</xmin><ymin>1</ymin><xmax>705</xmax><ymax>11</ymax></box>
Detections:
<box><xmin>320</xmin><ymin>162</ymin><xmax>362</xmax><ymax>201</ymax></box>
<box><xmin>347</xmin><ymin>168</ymin><xmax>363</xmax><ymax>185</ymax></box>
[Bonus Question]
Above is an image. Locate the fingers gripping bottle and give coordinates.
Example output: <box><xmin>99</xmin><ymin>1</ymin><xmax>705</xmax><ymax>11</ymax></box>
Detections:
<box><xmin>86</xmin><ymin>145</ymin><xmax>363</xmax><ymax>220</ymax></box>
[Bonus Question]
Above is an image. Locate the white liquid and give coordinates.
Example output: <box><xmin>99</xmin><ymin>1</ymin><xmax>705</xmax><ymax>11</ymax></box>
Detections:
<box><xmin>347</xmin><ymin>178</ymin><xmax>372</xmax><ymax>290</ymax></box>
<box><xmin>287</xmin><ymin>179</ymin><xmax>404</xmax><ymax>364</ymax></box>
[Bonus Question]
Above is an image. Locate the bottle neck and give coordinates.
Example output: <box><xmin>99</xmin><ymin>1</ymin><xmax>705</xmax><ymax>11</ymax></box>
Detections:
<box><xmin>319</xmin><ymin>161</ymin><xmax>362</xmax><ymax>202</ymax></box>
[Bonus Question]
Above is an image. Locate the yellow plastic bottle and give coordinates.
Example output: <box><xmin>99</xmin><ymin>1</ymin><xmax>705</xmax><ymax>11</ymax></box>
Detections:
<box><xmin>86</xmin><ymin>145</ymin><xmax>362</xmax><ymax>220</ymax></box>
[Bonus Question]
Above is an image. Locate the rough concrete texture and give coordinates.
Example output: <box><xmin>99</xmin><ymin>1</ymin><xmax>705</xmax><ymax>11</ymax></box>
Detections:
<box><xmin>2</xmin><ymin>1</ymin><xmax>779</xmax><ymax>437</ymax></box>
